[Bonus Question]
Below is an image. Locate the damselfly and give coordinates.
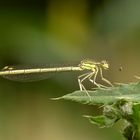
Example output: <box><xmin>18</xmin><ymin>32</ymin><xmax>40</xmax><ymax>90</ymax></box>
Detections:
<box><xmin>0</xmin><ymin>59</ymin><xmax>113</xmax><ymax>99</ymax></box>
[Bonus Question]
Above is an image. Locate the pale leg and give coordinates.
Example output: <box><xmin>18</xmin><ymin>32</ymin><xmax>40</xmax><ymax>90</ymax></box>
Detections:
<box><xmin>99</xmin><ymin>67</ymin><xmax>113</xmax><ymax>87</ymax></box>
<box><xmin>88</xmin><ymin>67</ymin><xmax>106</xmax><ymax>88</ymax></box>
<box><xmin>78</xmin><ymin>72</ymin><xmax>93</xmax><ymax>99</ymax></box>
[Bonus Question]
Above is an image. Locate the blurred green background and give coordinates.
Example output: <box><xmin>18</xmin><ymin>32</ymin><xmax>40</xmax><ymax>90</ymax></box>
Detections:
<box><xmin>0</xmin><ymin>0</ymin><xmax>140</xmax><ymax>140</ymax></box>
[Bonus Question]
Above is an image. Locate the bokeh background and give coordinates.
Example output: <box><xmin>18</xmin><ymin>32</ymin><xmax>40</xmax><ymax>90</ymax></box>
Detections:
<box><xmin>0</xmin><ymin>0</ymin><xmax>140</xmax><ymax>140</ymax></box>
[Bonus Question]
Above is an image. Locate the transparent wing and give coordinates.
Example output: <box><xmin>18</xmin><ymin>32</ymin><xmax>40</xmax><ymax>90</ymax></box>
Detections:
<box><xmin>1</xmin><ymin>72</ymin><xmax>55</xmax><ymax>82</ymax></box>
<box><xmin>0</xmin><ymin>63</ymin><xmax>80</xmax><ymax>82</ymax></box>
<box><xmin>0</xmin><ymin>65</ymin><xmax>57</xmax><ymax>82</ymax></box>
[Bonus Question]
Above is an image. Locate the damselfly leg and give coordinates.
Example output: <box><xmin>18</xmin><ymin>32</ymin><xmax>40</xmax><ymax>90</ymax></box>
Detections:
<box><xmin>78</xmin><ymin>72</ymin><xmax>92</xmax><ymax>99</ymax></box>
<box><xmin>99</xmin><ymin>67</ymin><xmax>113</xmax><ymax>87</ymax></box>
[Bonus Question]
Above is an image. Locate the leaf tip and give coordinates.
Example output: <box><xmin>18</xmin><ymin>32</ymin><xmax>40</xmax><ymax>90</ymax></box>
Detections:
<box><xmin>83</xmin><ymin>115</ymin><xmax>90</xmax><ymax>118</ymax></box>
<box><xmin>50</xmin><ymin>97</ymin><xmax>63</xmax><ymax>100</ymax></box>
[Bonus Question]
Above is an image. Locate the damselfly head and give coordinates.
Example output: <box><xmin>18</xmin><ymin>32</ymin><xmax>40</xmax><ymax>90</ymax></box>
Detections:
<box><xmin>100</xmin><ymin>60</ymin><xmax>109</xmax><ymax>69</ymax></box>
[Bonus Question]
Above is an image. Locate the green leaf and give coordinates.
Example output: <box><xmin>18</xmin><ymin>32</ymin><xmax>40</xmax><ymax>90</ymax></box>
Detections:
<box><xmin>121</xmin><ymin>103</ymin><xmax>140</xmax><ymax>140</ymax></box>
<box><xmin>52</xmin><ymin>81</ymin><xmax>140</xmax><ymax>140</ymax></box>
<box><xmin>84</xmin><ymin>115</ymin><xmax>118</xmax><ymax>128</ymax></box>
<box><xmin>54</xmin><ymin>82</ymin><xmax>140</xmax><ymax>105</ymax></box>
